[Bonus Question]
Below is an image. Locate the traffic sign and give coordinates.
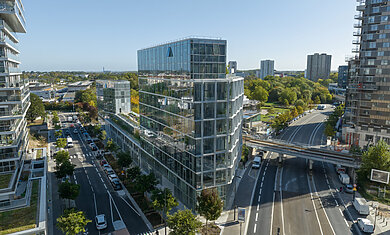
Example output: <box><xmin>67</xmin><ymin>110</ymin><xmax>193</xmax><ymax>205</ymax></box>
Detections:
<box><xmin>353</xmin><ymin>187</ymin><xmax>357</xmax><ymax>191</ymax></box>
<box><xmin>238</xmin><ymin>208</ymin><xmax>245</xmax><ymax>222</ymax></box>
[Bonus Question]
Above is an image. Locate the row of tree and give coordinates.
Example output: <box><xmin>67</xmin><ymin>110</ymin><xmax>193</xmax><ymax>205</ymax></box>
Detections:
<box><xmin>244</xmin><ymin>76</ymin><xmax>333</xmax><ymax>106</ymax></box>
<box><xmin>324</xmin><ymin>104</ymin><xmax>344</xmax><ymax>137</ymax></box>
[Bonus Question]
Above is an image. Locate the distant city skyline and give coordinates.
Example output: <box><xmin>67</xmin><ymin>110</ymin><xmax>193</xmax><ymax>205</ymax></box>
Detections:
<box><xmin>19</xmin><ymin>0</ymin><xmax>355</xmax><ymax>72</ymax></box>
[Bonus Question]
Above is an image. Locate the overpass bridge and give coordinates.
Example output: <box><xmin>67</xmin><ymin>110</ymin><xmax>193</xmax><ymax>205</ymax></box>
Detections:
<box><xmin>243</xmin><ymin>135</ymin><xmax>361</xmax><ymax>168</ymax></box>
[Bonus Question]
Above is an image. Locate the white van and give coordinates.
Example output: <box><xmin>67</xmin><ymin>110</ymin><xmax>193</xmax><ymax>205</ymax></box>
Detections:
<box><xmin>353</xmin><ymin>197</ymin><xmax>370</xmax><ymax>215</ymax></box>
<box><xmin>357</xmin><ymin>218</ymin><xmax>374</xmax><ymax>233</ymax></box>
<box><xmin>252</xmin><ymin>157</ymin><xmax>261</xmax><ymax>169</ymax></box>
<box><xmin>339</xmin><ymin>173</ymin><xmax>350</xmax><ymax>185</ymax></box>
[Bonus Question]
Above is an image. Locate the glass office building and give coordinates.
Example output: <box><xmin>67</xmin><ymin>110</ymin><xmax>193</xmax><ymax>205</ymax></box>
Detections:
<box><xmin>0</xmin><ymin>0</ymin><xmax>29</xmax><ymax>202</ymax></box>
<box><xmin>96</xmin><ymin>80</ymin><xmax>131</xmax><ymax>114</ymax></box>
<box><xmin>138</xmin><ymin>38</ymin><xmax>244</xmax><ymax>209</ymax></box>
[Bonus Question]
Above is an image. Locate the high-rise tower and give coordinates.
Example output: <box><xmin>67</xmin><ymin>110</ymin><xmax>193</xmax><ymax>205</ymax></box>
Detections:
<box><xmin>138</xmin><ymin>38</ymin><xmax>244</xmax><ymax>209</ymax></box>
<box><xmin>343</xmin><ymin>0</ymin><xmax>390</xmax><ymax>147</ymax></box>
<box><xmin>0</xmin><ymin>0</ymin><xmax>29</xmax><ymax>202</ymax></box>
<box><xmin>306</xmin><ymin>53</ymin><xmax>332</xmax><ymax>82</ymax></box>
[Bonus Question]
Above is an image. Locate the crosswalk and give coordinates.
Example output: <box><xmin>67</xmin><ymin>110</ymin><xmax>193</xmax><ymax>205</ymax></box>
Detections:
<box><xmin>135</xmin><ymin>232</ymin><xmax>154</xmax><ymax>235</ymax></box>
<box><xmin>69</xmin><ymin>153</ymin><xmax>92</xmax><ymax>159</ymax></box>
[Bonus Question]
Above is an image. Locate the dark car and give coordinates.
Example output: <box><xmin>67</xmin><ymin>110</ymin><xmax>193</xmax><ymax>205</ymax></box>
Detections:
<box><xmin>65</xmin><ymin>130</ymin><xmax>71</xmax><ymax>136</ymax></box>
<box><xmin>111</xmin><ymin>179</ymin><xmax>122</xmax><ymax>190</ymax></box>
<box><xmin>345</xmin><ymin>184</ymin><xmax>354</xmax><ymax>193</ymax></box>
<box><xmin>100</xmin><ymin>159</ymin><xmax>107</xmax><ymax>166</ymax></box>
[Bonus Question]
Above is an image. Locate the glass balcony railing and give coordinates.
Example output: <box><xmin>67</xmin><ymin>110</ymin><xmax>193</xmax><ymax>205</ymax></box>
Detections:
<box><xmin>0</xmin><ymin>95</ymin><xmax>21</xmax><ymax>102</ymax></box>
<box><xmin>0</xmin><ymin>1</ymin><xmax>26</xmax><ymax>33</ymax></box>
<box><xmin>0</xmin><ymin>35</ymin><xmax>19</xmax><ymax>51</ymax></box>
<box><xmin>0</xmin><ymin>66</ymin><xmax>21</xmax><ymax>74</ymax></box>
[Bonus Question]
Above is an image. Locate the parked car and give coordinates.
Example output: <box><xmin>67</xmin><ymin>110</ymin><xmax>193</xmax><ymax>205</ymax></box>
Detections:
<box><xmin>106</xmin><ymin>169</ymin><xmax>115</xmax><ymax>175</ymax></box>
<box><xmin>65</xmin><ymin>130</ymin><xmax>71</xmax><ymax>136</ymax></box>
<box><xmin>111</xmin><ymin>179</ymin><xmax>122</xmax><ymax>190</ymax></box>
<box><xmin>108</xmin><ymin>174</ymin><xmax>118</xmax><ymax>182</ymax></box>
<box><xmin>90</xmin><ymin>143</ymin><xmax>97</xmax><ymax>151</ymax></box>
<box><xmin>357</xmin><ymin>218</ymin><xmax>374</xmax><ymax>233</ymax></box>
<box><xmin>103</xmin><ymin>164</ymin><xmax>111</xmax><ymax>172</ymax></box>
<box><xmin>353</xmin><ymin>197</ymin><xmax>370</xmax><ymax>215</ymax></box>
<box><xmin>95</xmin><ymin>214</ymin><xmax>107</xmax><ymax>230</ymax></box>
<box><xmin>73</xmin><ymin>129</ymin><xmax>78</xmax><ymax>134</ymax></box>
<box><xmin>252</xmin><ymin>157</ymin><xmax>261</xmax><ymax>169</ymax></box>
<box><xmin>345</xmin><ymin>184</ymin><xmax>354</xmax><ymax>193</ymax></box>
<box><xmin>100</xmin><ymin>160</ymin><xmax>107</xmax><ymax>166</ymax></box>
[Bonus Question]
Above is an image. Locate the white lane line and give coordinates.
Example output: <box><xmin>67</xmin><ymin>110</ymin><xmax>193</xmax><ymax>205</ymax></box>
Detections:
<box><xmin>109</xmin><ymin>192</ymin><xmax>124</xmax><ymax>222</ymax></box>
<box><xmin>307</xmin><ymin>175</ymin><xmax>324</xmax><ymax>235</ymax></box>
<box><xmin>100</xmin><ymin>177</ymin><xmax>104</xmax><ymax>183</ymax></box>
<box><xmin>95</xmin><ymin>168</ymin><xmax>98</xmax><ymax>172</ymax></box>
<box><xmin>254</xmin><ymin>224</ymin><xmax>257</xmax><ymax>233</ymax></box>
<box><xmin>86</xmin><ymin>174</ymin><xmax>90</xmax><ymax>180</ymax></box>
<box><xmin>258</xmin><ymin>195</ymin><xmax>261</xmax><ymax>202</ymax></box>
<box><xmin>255</xmin><ymin>213</ymin><xmax>258</xmax><ymax>221</ymax></box>
<box><xmin>259</xmin><ymin>188</ymin><xmax>262</xmax><ymax>195</ymax></box>
<box><xmin>344</xmin><ymin>218</ymin><xmax>349</xmax><ymax>227</ymax></box>
<box><xmin>262</xmin><ymin>176</ymin><xmax>264</xmax><ymax>182</ymax></box>
<box><xmin>338</xmin><ymin>208</ymin><xmax>343</xmax><ymax>216</ymax></box>
<box><xmin>260</xmin><ymin>182</ymin><xmax>263</xmax><ymax>187</ymax></box>
<box><xmin>91</xmin><ymin>186</ymin><xmax>94</xmax><ymax>192</ymax></box>
<box><xmin>312</xmin><ymin>174</ymin><xmax>336</xmax><ymax>235</ymax></box>
<box><xmin>73</xmin><ymin>175</ymin><xmax>76</xmax><ymax>180</ymax></box>
<box><xmin>270</xmin><ymin>167</ymin><xmax>279</xmax><ymax>235</ymax></box>
<box><xmin>93</xmin><ymin>192</ymin><xmax>98</xmax><ymax>214</ymax></box>
<box><xmin>119</xmin><ymin>196</ymin><xmax>141</xmax><ymax>216</ymax></box>
<box><xmin>98</xmin><ymin>173</ymin><xmax>101</xmax><ymax>178</ymax></box>
<box><xmin>257</xmin><ymin>204</ymin><xmax>260</xmax><ymax>211</ymax></box>
<box><xmin>104</xmin><ymin>184</ymin><xmax>107</xmax><ymax>189</ymax></box>
<box><xmin>326</xmin><ymin>179</ymin><xmax>330</xmax><ymax>185</ymax></box>
<box><xmin>280</xmin><ymin>167</ymin><xmax>285</xmax><ymax>235</ymax></box>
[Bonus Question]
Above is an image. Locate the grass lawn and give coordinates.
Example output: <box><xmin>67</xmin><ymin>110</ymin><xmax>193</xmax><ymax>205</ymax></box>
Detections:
<box><xmin>260</xmin><ymin>107</ymin><xmax>290</xmax><ymax>123</ymax></box>
<box><xmin>0</xmin><ymin>174</ymin><xmax>12</xmax><ymax>189</ymax></box>
<box><xmin>0</xmin><ymin>180</ymin><xmax>39</xmax><ymax>234</ymax></box>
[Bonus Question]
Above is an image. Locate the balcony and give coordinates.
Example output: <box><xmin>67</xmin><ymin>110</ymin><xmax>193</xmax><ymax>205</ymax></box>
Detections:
<box><xmin>355</xmin><ymin>14</ymin><xmax>363</xmax><ymax>20</ymax></box>
<box><xmin>352</xmin><ymin>47</ymin><xmax>360</xmax><ymax>53</ymax></box>
<box><xmin>0</xmin><ymin>34</ymin><xmax>19</xmax><ymax>53</ymax></box>
<box><xmin>354</xmin><ymin>23</ymin><xmax>362</xmax><ymax>28</ymax></box>
<box><xmin>0</xmin><ymin>1</ymin><xmax>26</xmax><ymax>33</ymax></box>
<box><xmin>353</xmin><ymin>31</ymin><xmax>361</xmax><ymax>36</ymax></box>
<box><xmin>0</xmin><ymin>66</ymin><xmax>20</xmax><ymax>74</ymax></box>
<box><xmin>0</xmin><ymin>94</ymin><xmax>21</xmax><ymax>102</ymax></box>
<box><xmin>353</xmin><ymin>39</ymin><xmax>360</xmax><ymax>44</ymax></box>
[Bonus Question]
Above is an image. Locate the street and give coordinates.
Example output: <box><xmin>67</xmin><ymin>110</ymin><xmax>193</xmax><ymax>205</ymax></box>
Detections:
<box><xmin>246</xmin><ymin>108</ymin><xmax>360</xmax><ymax>235</ymax></box>
<box><xmin>48</xmin><ymin>112</ymin><xmax>150</xmax><ymax>235</ymax></box>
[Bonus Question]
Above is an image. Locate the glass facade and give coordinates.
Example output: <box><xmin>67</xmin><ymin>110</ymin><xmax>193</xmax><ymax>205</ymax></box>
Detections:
<box><xmin>0</xmin><ymin>0</ymin><xmax>29</xmax><ymax>201</ymax></box>
<box><xmin>96</xmin><ymin>80</ymin><xmax>131</xmax><ymax>114</ymax></box>
<box><xmin>138</xmin><ymin>38</ymin><xmax>243</xmax><ymax>209</ymax></box>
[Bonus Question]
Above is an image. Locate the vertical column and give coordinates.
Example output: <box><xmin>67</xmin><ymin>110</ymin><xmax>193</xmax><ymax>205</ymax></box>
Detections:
<box><xmin>308</xmin><ymin>160</ymin><xmax>313</xmax><ymax>171</ymax></box>
<box><xmin>278</xmin><ymin>153</ymin><xmax>283</xmax><ymax>164</ymax></box>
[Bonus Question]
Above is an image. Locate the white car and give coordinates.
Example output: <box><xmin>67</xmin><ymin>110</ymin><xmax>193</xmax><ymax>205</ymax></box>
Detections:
<box><xmin>108</xmin><ymin>174</ymin><xmax>118</xmax><ymax>182</ymax></box>
<box><xmin>95</xmin><ymin>214</ymin><xmax>107</xmax><ymax>230</ymax></box>
<box><xmin>73</xmin><ymin>129</ymin><xmax>78</xmax><ymax>134</ymax></box>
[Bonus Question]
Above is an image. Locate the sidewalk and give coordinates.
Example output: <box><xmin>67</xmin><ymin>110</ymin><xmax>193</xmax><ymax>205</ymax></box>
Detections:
<box><xmin>214</xmin><ymin>162</ymin><xmax>260</xmax><ymax>235</ymax></box>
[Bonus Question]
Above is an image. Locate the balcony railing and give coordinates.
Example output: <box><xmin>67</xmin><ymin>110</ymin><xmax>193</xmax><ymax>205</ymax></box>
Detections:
<box><xmin>0</xmin><ymin>66</ymin><xmax>21</xmax><ymax>74</ymax></box>
<box><xmin>353</xmin><ymin>31</ymin><xmax>361</xmax><ymax>36</ymax></box>
<box><xmin>354</xmin><ymin>23</ymin><xmax>362</xmax><ymax>28</ymax></box>
<box><xmin>0</xmin><ymin>95</ymin><xmax>21</xmax><ymax>102</ymax></box>
<box><xmin>353</xmin><ymin>39</ymin><xmax>360</xmax><ymax>44</ymax></box>
<box><xmin>352</xmin><ymin>47</ymin><xmax>360</xmax><ymax>53</ymax></box>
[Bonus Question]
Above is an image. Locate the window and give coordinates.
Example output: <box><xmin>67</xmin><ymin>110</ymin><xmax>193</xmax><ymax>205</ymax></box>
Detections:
<box><xmin>381</xmin><ymin>60</ymin><xmax>389</xmax><ymax>65</ymax></box>
<box><xmin>376</xmin><ymin>68</ymin><xmax>383</xmax><ymax>74</ymax></box>
<box><xmin>380</xmin><ymin>34</ymin><xmax>387</xmax><ymax>39</ymax></box>
<box><xmin>369</xmin><ymin>16</ymin><xmax>375</xmax><ymax>23</ymax></box>
<box><xmin>367</xmin><ymin>34</ymin><xmax>374</xmax><ymax>40</ymax></box>
<box><xmin>203</xmin><ymin>120</ymin><xmax>215</xmax><ymax>137</ymax></box>
<box><xmin>378</xmin><ymin>51</ymin><xmax>385</xmax><ymax>56</ymax></box>
<box><xmin>365</xmin><ymin>51</ymin><xmax>372</xmax><ymax>56</ymax></box>
<box><xmin>382</xmin><ymin>16</ymin><xmax>389</xmax><ymax>22</ymax></box>
<box><xmin>371</xmin><ymin>25</ymin><xmax>378</xmax><ymax>31</ymax></box>
<box><xmin>368</xmin><ymin>59</ymin><xmax>375</xmax><ymax>65</ymax></box>
<box><xmin>369</xmin><ymin>42</ymin><xmax>377</xmax><ymax>48</ymax></box>
<box><xmin>373</xmin><ymin>6</ymin><xmax>380</xmax><ymax>13</ymax></box>
<box><xmin>386</xmin><ymin>25</ymin><xmax>390</xmax><ymax>30</ymax></box>
<box><xmin>384</xmin><ymin>42</ymin><xmax>390</xmax><ymax>47</ymax></box>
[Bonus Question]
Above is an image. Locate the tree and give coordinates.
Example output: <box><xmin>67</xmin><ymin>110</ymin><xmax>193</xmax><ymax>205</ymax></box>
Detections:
<box><xmin>55</xmin><ymin>130</ymin><xmax>63</xmax><ymax>138</ymax></box>
<box><xmin>54</xmin><ymin>150</ymin><xmax>70</xmax><ymax>165</ymax></box>
<box><xmin>56</xmin><ymin>138</ymin><xmax>67</xmax><ymax>149</ymax></box>
<box><xmin>126</xmin><ymin>166</ymin><xmax>141</xmax><ymax>182</ymax></box>
<box><xmin>296</xmin><ymin>106</ymin><xmax>304</xmax><ymax>115</ymax></box>
<box><xmin>358</xmin><ymin>141</ymin><xmax>390</xmax><ymax>181</ymax></box>
<box><xmin>117</xmin><ymin>151</ymin><xmax>132</xmax><ymax>168</ymax></box>
<box><xmin>26</xmin><ymin>93</ymin><xmax>45</xmax><ymax>122</ymax></box>
<box><xmin>290</xmin><ymin>107</ymin><xmax>298</xmax><ymax>119</ymax></box>
<box><xmin>314</xmin><ymin>96</ymin><xmax>321</xmax><ymax>104</ymax></box>
<box><xmin>267</xmin><ymin>106</ymin><xmax>275</xmax><ymax>115</ymax></box>
<box><xmin>167</xmin><ymin>209</ymin><xmax>202</xmax><ymax>235</ymax></box>
<box><xmin>56</xmin><ymin>208</ymin><xmax>91</xmax><ymax>235</ymax></box>
<box><xmin>152</xmin><ymin>188</ymin><xmax>179</xmax><ymax>220</ymax></box>
<box><xmin>196</xmin><ymin>188</ymin><xmax>223</xmax><ymax>231</ymax></box>
<box><xmin>241</xmin><ymin>144</ymin><xmax>249</xmax><ymax>165</ymax></box>
<box><xmin>251</xmin><ymin>86</ymin><xmax>269</xmax><ymax>104</ymax></box>
<box><xmin>324</xmin><ymin>124</ymin><xmax>335</xmax><ymax>137</ymax></box>
<box><xmin>98</xmin><ymin>130</ymin><xmax>107</xmax><ymax>141</ymax></box>
<box><xmin>55</xmin><ymin>160</ymin><xmax>75</xmax><ymax>179</ymax></box>
<box><xmin>58</xmin><ymin>182</ymin><xmax>80</xmax><ymax>208</ymax></box>
<box><xmin>106</xmin><ymin>139</ymin><xmax>119</xmax><ymax>152</ymax></box>
<box><xmin>135</xmin><ymin>173</ymin><xmax>158</xmax><ymax>196</ymax></box>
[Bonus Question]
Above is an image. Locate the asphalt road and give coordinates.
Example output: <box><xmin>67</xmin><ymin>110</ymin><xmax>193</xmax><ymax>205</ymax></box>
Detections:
<box><xmin>247</xmin><ymin>107</ymin><xmax>359</xmax><ymax>235</ymax></box>
<box><xmin>50</xmin><ymin>113</ymin><xmax>150</xmax><ymax>235</ymax></box>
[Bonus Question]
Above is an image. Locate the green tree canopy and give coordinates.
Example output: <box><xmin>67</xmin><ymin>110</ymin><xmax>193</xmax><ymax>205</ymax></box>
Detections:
<box><xmin>55</xmin><ymin>130</ymin><xmax>63</xmax><ymax>138</ymax></box>
<box><xmin>55</xmin><ymin>160</ymin><xmax>75</xmax><ymax>179</ymax></box>
<box><xmin>126</xmin><ymin>166</ymin><xmax>141</xmax><ymax>182</ymax></box>
<box><xmin>117</xmin><ymin>151</ymin><xmax>132</xmax><ymax>168</ymax></box>
<box><xmin>98</xmin><ymin>130</ymin><xmax>107</xmax><ymax>141</ymax></box>
<box><xmin>196</xmin><ymin>188</ymin><xmax>223</xmax><ymax>229</ymax></box>
<box><xmin>27</xmin><ymin>93</ymin><xmax>45</xmax><ymax>122</ymax></box>
<box><xmin>251</xmin><ymin>86</ymin><xmax>269</xmax><ymax>104</ymax></box>
<box><xmin>167</xmin><ymin>209</ymin><xmax>202</xmax><ymax>235</ymax></box>
<box><xmin>359</xmin><ymin>141</ymin><xmax>390</xmax><ymax>181</ymax></box>
<box><xmin>54</xmin><ymin>150</ymin><xmax>70</xmax><ymax>165</ymax></box>
<box><xmin>56</xmin><ymin>208</ymin><xmax>91</xmax><ymax>235</ymax></box>
<box><xmin>58</xmin><ymin>182</ymin><xmax>80</xmax><ymax>201</ymax></box>
<box><xmin>56</xmin><ymin>138</ymin><xmax>67</xmax><ymax>149</ymax></box>
<box><xmin>151</xmin><ymin>188</ymin><xmax>179</xmax><ymax>216</ymax></box>
<box><xmin>135</xmin><ymin>173</ymin><xmax>158</xmax><ymax>196</ymax></box>
<box><xmin>106</xmin><ymin>139</ymin><xmax>119</xmax><ymax>152</ymax></box>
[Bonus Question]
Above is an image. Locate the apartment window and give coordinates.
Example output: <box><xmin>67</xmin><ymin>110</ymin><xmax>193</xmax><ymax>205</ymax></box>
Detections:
<box><xmin>384</xmin><ymin>42</ymin><xmax>390</xmax><ymax>47</ymax></box>
<box><xmin>369</xmin><ymin>16</ymin><xmax>375</xmax><ymax>23</ymax></box>
<box><xmin>386</xmin><ymin>24</ymin><xmax>390</xmax><ymax>30</ymax></box>
<box><xmin>371</xmin><ymin>25</ymin><xmax>378</xmax><ymax>31</ymax></box>
<box><xmin>368</xmin><ymin>59</ymin><xmax>375</xmax><ymax>65</ymax></box>
<box><xmin>369</xmin><ymin>42</ymin><xmax>377</xmax><ymax>48</ymax></box>
<box><xmin>373</xmin><ymin>6</ymin><xmax>380</xmax><ymax>13</ymax></box>
<box><xmin>364</xmin><ymin>68</ymin><xmax>371</xmax><ymax>74</ymax></box>
<box><xmin>382</xmin><ymin>16</ymin><xmax>389</xmax><ymax>22</ymax></box>
<box><xmin>365</xmin><ymin>51</ymin><xmax>372</xmax><ymax>56</ymax></box>
<box><xmin>382</xmin><ymin>60</ymin><xmax>389</xmax><ymax>65</ymax></box>
<box><xmin>376</xmin><ymin>68</ymin><xmax>383</xmax><ymax>74</ymax></box>
<box><xmin>380</xmin><ymin>34</ymin><xmax>387</xmax><ymax>39</ymax></box>
<box><xmin>378</xmin><ymin>51</ymin><xmax>385</xmax><ymax>56</ymax></box>
<box><xmin>367</xmin><ymin>34</ymin><xmax>374</xmax><ymax>40</ymax></box>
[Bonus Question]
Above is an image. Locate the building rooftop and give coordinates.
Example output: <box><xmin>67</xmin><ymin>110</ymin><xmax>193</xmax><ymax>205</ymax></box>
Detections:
<box><xmin>68</xmin><ymin>81</ymin><xmax>93</xmax><ymax>87</ymax></box>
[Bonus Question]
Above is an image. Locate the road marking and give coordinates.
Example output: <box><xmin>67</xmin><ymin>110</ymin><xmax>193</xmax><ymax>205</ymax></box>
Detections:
<box><xmin>261</xmin><ymin>176</ymin><xmax>264</xmax><ymax>182</ymax></box>
<box><xmin>258</xmin><ymin>195</ymin><xmax>261</xmax><ymax>202</ymax></box>
<box><xmin>264</xmin><ymin>166</ymin><xmax>268</xmax><ymax>171</ymax></box>
<box><xmin>100</xmin><ymin>177</ymin><xmax>104</xmax><ymax>183</ymax></box>
<box><xmin>93</xmin><ymin>192</ymin><xmax>98</xmax><ymax>214</ymax></box>
<box><xmin>279</xmin><ymin>167</ymin><xmax>285</xmax><ymax>235</ymax></box>
<box><xmin>257</xmin><ymin>204</ymin><xmax>260</xmax><ymax>211</ymax></box>
<box><xmin>259</xmin><ymin>188</ymin><xmax>262</xmax><ymax>195</ymax></box>
<box><xmin>270</xmin><ymin>192</ymin><xmax>275</xmax><ymax>235</ymax></box>
<box><xmin>95</xmin><ymin>168</ymin><xmax>98</xmax><ymax>172</ymax></box>
<box><xmin>344</xmin><ymin>218</ymin><xmax>349</xmax><ymax>227</ymax></box>
<box><xmin>254</xmin><ymin>224</ymin><xmax>257</xmax><ymax>233</ymax></box>
<box><xmin>255</xmin><ymin>212</ymin><xmax>258</xmax><ymax>221</ymax></box>
<box><xmin>260</xmin><ymin>182</ymin><xmax>263</xmax><ymax>187</ymax></box>
<box><xmin>119</xmin><ymin>196</ymin><xmax>141</xmax><ymax>216</ymax></box>
<box><xmin>326</xmin><ymin>179</ymin><xmax>330</xmax><ymax>184</ymax></box>
<box><xmin>91</xmin><ymin>186</ymin><xmax>94</xmax><ymax>192</ymax></box>
<box><xmin>86</xmin><ymin>174</ymin><xmax>90</xmax><ymax>180</ymax></box>
<box><xmin>307</xmin><ymin>175</ymin><xmax>324</xmax><ymax>235</ymax></box>
<box><xmin>338</xmin><ymin>208</ymin><xmax>343</xmax><ymax>216</ymax></box>
<box><xmin>104</xmin><ymin>184</ymin><xmax>107</xmax><ymax>189</ymax></box>
<box><xmin>312</xmin><ymin>174</ymin><xmax>336</xmax><ymax>235</ymax></box>
<box><xmin>98</xmin><ymin>173</ymin><xmax>101</xmax><ymax>177</ymax></box>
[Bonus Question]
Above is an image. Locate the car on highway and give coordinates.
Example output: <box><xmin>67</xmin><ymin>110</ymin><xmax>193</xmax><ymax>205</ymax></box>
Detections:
<box><xmin>95</xmin><ymin>214</ymin><xmax>107</xmax><ymax>230</ymax></box>
<box><xmin>345</xmin><ymin>184</ymin><xmax>354</xmax><ymax>193</ymax></box>
<box><xmin>108</xmin><ymin>174</ymin><xmax>118</xmax><ymax>182</ymax></box>
<box><xmin>90</xmin><ymin>143</ymin><xmax>98</xmax><ymax>151</ymax></box>
<box><xmin>111</xmin><ymin>179</ymin><xmax>122</xmax><ymax>190</ymax></box>
<box><xmin>252</xmin><ymin>156</ymin><xmax>261</xmax><ymax>169</ymax></box>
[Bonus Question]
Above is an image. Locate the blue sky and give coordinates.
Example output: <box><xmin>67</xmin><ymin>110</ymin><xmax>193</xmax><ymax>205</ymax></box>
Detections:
<box><xmin>19</xmin><ymin>0</ymin><xmax>356</xmax><ymax>72</ymax></box>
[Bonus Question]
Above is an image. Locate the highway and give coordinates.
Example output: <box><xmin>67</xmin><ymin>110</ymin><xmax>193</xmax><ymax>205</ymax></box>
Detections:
<box><xmin>246</xmin><ymin>107</ymin><xmax>360</xmax><ymax>235</ymax></box>
<box><xmin>49</xmin><ymin>113</ymin><xmax>150</xmax><ymax>235</ymax></box>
